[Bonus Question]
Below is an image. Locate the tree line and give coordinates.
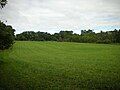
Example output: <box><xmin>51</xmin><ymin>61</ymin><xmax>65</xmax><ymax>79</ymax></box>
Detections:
<box><xmin>16</xmin><ymin>29</ymin><xmax>120</xmax><ymax>44</ymax></box>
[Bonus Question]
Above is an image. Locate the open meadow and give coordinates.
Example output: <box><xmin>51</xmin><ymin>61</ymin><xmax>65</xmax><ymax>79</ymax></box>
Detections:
<box><xmin>0</xmin><ymin>41</ymin><xmax>120</xmax><ymax>90</ymax></box>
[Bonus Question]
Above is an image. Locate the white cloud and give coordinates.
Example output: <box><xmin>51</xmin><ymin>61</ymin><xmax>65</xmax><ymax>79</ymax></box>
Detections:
<box><xmin>0</xmin><ymin>0</ymin><xmax>120</xmax><ymax>34</ymax></box>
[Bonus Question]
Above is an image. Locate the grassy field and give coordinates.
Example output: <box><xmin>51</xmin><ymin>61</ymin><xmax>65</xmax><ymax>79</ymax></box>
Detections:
<box><xmin>0</xmin><ymin>41</ymin><xmax>120</xmax><ymax>90</ymax></box>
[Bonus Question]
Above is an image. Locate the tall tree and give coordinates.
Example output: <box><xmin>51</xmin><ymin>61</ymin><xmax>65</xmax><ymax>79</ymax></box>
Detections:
<box><xmin>0</xmin><ymin>21</ymin><xmax>15</xmax><ymax>50</ymax></box>
<box><xmin>0</xmin><ymin>0</ymin><xmax>15</xmax><ymax>50</ymax></box>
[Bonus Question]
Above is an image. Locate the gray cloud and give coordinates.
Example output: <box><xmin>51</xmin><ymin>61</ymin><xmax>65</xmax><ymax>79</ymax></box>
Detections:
<box><xmin>0</xmin><ymin>0</ymin><xmax>120</xmax><ymax>34</ymax></box>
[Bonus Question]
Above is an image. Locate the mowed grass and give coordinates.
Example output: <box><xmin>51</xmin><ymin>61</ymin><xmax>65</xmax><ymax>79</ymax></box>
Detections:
<box><xmin>0</xmin><ymin>41</ymin><xmax>120</xmax><ymax>90</ymax></box>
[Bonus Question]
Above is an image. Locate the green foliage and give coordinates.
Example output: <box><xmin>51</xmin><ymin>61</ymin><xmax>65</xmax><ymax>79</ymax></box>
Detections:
<box><xmin>0</xmin><ymin>41</ymin><xmax>120</xmax><ymax>89</ymax></box>
<box><xmin>0</xmin><ymin>21</ymin><xmax>15</xmax><ymax>50</ymax></box>
<box><xmin>16</xmin><ymin>29</ymin><xmax>120</xmax><ymax>44</ymax></box>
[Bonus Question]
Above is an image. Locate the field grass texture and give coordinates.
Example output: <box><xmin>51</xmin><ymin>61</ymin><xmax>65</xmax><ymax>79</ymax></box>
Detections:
<box><xmin>0</xmin><ymin>41</ymin><xmax>120</xmax><ymax>90</ymax></box>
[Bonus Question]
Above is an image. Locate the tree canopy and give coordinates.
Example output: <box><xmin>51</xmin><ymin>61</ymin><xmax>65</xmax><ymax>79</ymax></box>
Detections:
<box><xmin>0</xmin><ymin>21</ymin><xmax>15</xmax><ymax>50</ymax></box>
<box><xmin>16</xmin><ymin>29</ymin><xmax>120</xmax><ymax>44</ymax></box>
<box><xmin>0</xmin><ymin>0</ymin><xmax>7</xmax><ymax>8</ymax></box>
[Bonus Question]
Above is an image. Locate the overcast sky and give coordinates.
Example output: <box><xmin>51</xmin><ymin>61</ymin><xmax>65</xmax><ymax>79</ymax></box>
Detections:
<box><xmin>0</xmin><ymin>0</ymin><xmax>120</xmax><ymax>34</ymax></box>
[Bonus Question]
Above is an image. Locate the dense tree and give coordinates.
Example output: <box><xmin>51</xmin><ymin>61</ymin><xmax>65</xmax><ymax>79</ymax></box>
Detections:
<box><xmin>16</xmin><ymin>29</ymin><xmax>120</xmax><ymax>44</ymax></box>
<box><xmin>0</xmin><ymin>21</ymin><xmax>15</xmax><ymax>50</ymax></box>
<box><xmin>16</xmin><ymin>31</ymin><xmax>51</xmax><ymax>41</ymax></box>
<box><xmin>81</xmin><ymin>29</ymin><xmax>95</xmax><ymax>35</ymax></box>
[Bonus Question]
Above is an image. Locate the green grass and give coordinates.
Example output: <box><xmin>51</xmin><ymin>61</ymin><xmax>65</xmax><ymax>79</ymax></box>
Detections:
<box><xmin>0</xmin><ymin>41</ymin><xmax>120</xmax><ymax>90</ymax></box>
